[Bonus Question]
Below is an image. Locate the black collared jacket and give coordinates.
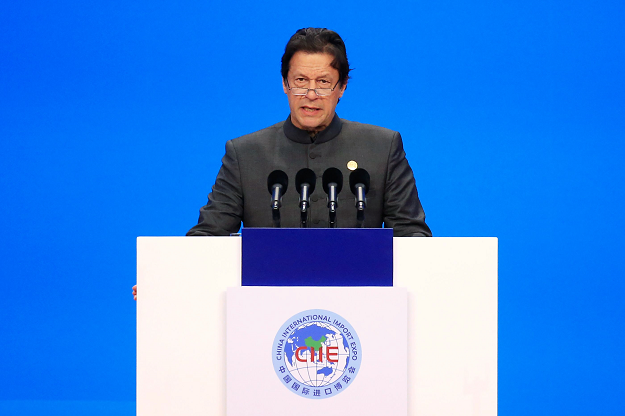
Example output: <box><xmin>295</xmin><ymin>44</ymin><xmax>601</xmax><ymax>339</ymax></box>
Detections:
<box><xmin>187</xmin><ymin>115</ymin><xmax>431</xmax><ymax>236</ymax></box>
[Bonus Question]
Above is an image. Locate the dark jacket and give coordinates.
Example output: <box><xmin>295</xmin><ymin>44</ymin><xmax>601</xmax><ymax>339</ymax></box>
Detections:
<box><xmin>187</xmin><ymin>115</ymin><xmax>431</xmax><ymax>236</ymax></box>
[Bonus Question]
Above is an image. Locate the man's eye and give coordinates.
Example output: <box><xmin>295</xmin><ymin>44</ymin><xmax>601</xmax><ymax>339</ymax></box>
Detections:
<box><xmin>318</xmin><ymin>80</ymin><xmax>330</xmax><ymax>85</ymax></box>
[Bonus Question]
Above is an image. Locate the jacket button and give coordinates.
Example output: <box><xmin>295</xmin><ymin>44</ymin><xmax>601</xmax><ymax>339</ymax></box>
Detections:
<box><xmin>311</xmin><ymin>195</ymin><xmax>319</xmax><ymax>202</ymax></box>
<box><xmin>309</xmin><ymin>153</ymin><xmax>319</xmax><ymax>159</ymax></box>
<box><xmin>313</xmin><ymin>219</ymin><xmax>320</xmax><ymax>224</ymax></box>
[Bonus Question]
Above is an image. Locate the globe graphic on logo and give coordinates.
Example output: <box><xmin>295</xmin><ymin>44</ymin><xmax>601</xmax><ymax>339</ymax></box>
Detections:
<box><xmin>284</xmin><ymin>321</ymin><xmax>351</xmax><ymax>387</ymax></box>
<box><xmin>273</xmin><ymin>309</ymin><xmax>361</xmax><ymax>399</ymax></box>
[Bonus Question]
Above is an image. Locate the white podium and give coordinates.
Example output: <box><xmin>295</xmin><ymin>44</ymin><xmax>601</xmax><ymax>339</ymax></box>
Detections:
<box><xmin>137</xmin><ymin>237</ymin><xmax>498</xmax><ymax>415</ymax></box>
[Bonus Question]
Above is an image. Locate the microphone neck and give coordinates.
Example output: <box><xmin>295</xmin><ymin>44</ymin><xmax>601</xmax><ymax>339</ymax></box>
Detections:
<box><xmin>271</xmin><ymin>184</ymin><xmax>283</xmax><ymax>209</ymax></box>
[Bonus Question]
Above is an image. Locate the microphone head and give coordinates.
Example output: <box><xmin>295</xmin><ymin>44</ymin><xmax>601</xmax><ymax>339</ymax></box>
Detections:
<box><xmin>295</xmin><ymin>168</ymin><xmax>317</xmax><ymax>194</ymax></box>
<box><xmin>349</xmin><ymin>168</ymin><xmax>370</xmax><ymax>195</ymax></box>
<box><xmin>322</xmin><ymin>167</ymin><xmax>344</xmax><ymax>194</ymax></box>
<box><xmin>267</xmin><ymin>170</ymin><xmax>288</xmax><ymax>194</ymax></box>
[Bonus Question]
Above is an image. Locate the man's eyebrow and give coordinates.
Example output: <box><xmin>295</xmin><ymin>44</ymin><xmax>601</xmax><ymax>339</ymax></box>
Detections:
<box><xmin>291</xmin><ymin>72</ymin><xmax>334</xmax><ymax>79</ymax></box>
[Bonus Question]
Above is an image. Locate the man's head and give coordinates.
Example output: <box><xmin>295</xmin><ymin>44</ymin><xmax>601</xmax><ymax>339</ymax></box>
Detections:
<box><xmin>281</xmin><ymin>28</ymin><xmax>352</xmax><ymax>133</ymax></box>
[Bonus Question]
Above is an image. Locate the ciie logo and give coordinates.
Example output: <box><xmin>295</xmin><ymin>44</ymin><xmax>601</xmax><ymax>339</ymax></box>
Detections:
<box><xmin>272</xmin><ymin>309</ymin><xmax>361</xmax><ymax>399</ymax></box>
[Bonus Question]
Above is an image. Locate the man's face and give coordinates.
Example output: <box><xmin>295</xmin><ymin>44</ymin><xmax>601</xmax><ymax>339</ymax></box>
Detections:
<box><xmin>282</xmin><ymin>51</ymin><xmax>346</xmax><ymax>132</ymax></box>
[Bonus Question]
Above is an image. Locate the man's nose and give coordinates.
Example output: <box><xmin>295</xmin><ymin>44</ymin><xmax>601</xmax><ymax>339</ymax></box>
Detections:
<box><xmin>305</xmin><ymin>88</ymin><xmax>319</xmax><ymax>99</ymax></box>
<box><xmin>304</xmin><ymin>80</ymin><xmax>319</xmax><ymax>99</ymax></box>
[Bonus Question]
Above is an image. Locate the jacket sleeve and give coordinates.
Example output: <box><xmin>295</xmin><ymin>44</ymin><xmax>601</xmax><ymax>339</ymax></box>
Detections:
<box><xmin>383</xmin><ymin>132</ymin><xmax>432</xmax><ymax>237</ymax></box>
<box><xmin>186</xmin><ymin>140</ymin><xmax>244</xmax><ymax>236</ymax></box>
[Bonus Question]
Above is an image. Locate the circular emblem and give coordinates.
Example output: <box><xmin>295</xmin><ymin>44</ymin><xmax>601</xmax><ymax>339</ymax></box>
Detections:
<box><xmin>347</xmin><ymin>160</ymin><xmax>358</xmax><ymax>170</ymax></box>
<box><xmin>272</xmin><ymin>309</ymin><xmax>362</xmax><ymax>399</ymax></box>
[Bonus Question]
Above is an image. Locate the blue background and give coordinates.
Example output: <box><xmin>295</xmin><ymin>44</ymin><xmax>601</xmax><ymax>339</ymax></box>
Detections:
<box><xmin>1</xmin><ymin>1</ymin><xmax>623</xmax><ymax>414</ymax></box>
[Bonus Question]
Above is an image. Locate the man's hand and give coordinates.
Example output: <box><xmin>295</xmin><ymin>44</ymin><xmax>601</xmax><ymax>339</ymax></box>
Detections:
<box><xmin>132</xmin><ymin>284</ymin><xmax>137</xmax><ymax>300</ymax></box>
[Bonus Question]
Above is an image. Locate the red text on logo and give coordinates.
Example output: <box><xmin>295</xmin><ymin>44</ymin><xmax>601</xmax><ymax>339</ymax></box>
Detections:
<box><xmin>295</xmin><ymin>346</ymin><xmax>339</xmax><ymax>363</ymax></box>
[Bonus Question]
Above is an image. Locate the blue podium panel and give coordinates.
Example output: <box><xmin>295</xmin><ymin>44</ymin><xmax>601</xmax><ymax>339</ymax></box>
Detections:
<box><xmin>241</xmin><ymin>228</ymin><xmax>393</xmax><ymax>286</ymax></box>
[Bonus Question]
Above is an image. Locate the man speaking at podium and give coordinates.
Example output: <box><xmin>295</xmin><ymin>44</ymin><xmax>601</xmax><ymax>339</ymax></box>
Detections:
<box><xmin>186</xmin><ymin>28</ymin><xmax>432</xmax><ymax>237</ymax></box>
<box><xmin>132</xmin><ymin>28</ymin><xmax>431</xmax><ymax>298</ymax></box>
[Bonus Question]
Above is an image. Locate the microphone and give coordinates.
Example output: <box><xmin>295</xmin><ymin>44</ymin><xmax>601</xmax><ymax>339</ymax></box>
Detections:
<box><xmin>322</xmin><ymin>168</ymin><xmax>343</xmax><ymax>228</ymax></box>
<box><xmin>267</xmin><ymin>170</ymin><xmax>288</xmax><ymax>227</ymax></box>
<box><xmin>295</xmin><ymin>168</ymin><xmax>317</xmax><ymax>228</ymax></box>
<box><xmin>349</xmin><ymin>168</ymin><xmax>370</xmax><ymax>226</ymax></box>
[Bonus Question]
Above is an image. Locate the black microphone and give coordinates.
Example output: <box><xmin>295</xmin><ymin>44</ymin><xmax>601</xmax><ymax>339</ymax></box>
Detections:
<box><xmin>322</xmin><ymin>168</ymin><xmax>343</xmax><ymax>228</ymax></box>
<box><xmin>295</xmin><ymin>168</ymin><xmax>317</xmax><ymax>228</ymax></box>
<box><xmin>267</xmin><ymin>170</ymin><xmax>288</xmax><ymax>227</ymax></box>
<box><xmin>349</xmin><ymin>168</ymin><xmax>370</xmax><ymax>226</ymax></box>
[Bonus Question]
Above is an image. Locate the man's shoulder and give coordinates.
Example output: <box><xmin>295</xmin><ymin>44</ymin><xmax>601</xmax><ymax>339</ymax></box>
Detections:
<box><xmin>231</xmin><ymin>120</ymin><xmax>286</xmax><ymax>144</ymax></box>
<box><xmin>340</xmin><ymin>118</ymin><xmax>399</xmax><ymax>139</ymax></box>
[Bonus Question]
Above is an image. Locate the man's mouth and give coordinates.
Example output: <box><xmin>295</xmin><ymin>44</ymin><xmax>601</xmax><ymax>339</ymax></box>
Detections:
<box><xmin>301</xmin><ymin>106</ymin><xmax>320</xmax><ymax>113</ymax></box>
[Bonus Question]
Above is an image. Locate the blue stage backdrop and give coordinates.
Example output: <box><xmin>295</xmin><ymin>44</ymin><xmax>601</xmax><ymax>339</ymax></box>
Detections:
<box><xmin>1</xmin><ymin>1</ymin><xmax>623</xmax><ymax>415</ymax></box>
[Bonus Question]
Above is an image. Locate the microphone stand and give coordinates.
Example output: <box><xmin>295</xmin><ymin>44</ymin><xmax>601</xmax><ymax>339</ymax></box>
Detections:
<box><xmin>322</xmin><ymin>168</ymin><xmax>343</xmax><ymax>229</ymax></box>
<box><xmin>271</xmin><ymin>185</ymin><xmax>283</xmax><ymax>228</ymax></box>
<box><xmin>272</xmin><ymin>207</ymin><xmax>281</xmax><ymax>228</ymax></box>
<box><xmin>299</xmin><ymin>184</ymin><xmax>310</xmax><ymax>228</ymax></box>
<box><xmin>300</xmin><ymin>202</ymin><xmax>309</xmax><ymax>228</ymax></box>
<box><xmin>328</xmin><ymin>184</ymin><xmax>338</xmax><ymax>228</ymax></box>
<box><xmin>295</xmin><ymin>168</ymin><xmax>317</xmax><ymax>229</ymax></box>
<box><xmin>267</xmin><ymin>170</ymin><xmax>288</xmax><ymax>228</ymax></box>
<box><xmin>355</xmin><ymin>184</ymin><xmax>366</xmax><ymax>227</ymax></box>
<box><xmin>349</xmin><ymin>169</ymin><xmax>370</xmax><ymax>229</ymax></box>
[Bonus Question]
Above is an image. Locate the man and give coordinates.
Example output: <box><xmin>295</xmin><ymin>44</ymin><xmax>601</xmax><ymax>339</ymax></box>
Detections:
<box><xmin>186</xmin><ymin>27</ymin><xmax>431</xmax><ymax>236</ymax></box>
<box><xmin>132</xmin><ymin>28</ymin><xmax>430</xmax><ymax>300</ymax></box>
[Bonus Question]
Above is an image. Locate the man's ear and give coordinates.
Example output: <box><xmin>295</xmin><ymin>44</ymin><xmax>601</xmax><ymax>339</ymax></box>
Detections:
<box><xmin>338</xmin><ymin>82</ymin><xmax>347</xmax><ymax>99</ymax></box>
<box><xmin>282</xmin><ymin>78</ymin><xmax>288</xmax><ymax>94</ymax></box>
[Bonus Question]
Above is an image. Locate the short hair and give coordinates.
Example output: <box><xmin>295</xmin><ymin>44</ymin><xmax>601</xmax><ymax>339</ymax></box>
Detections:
<box><xmin>281</xmin><ymin>28</ymin><xmax>351</xmax><ymax>86</ymax></box>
